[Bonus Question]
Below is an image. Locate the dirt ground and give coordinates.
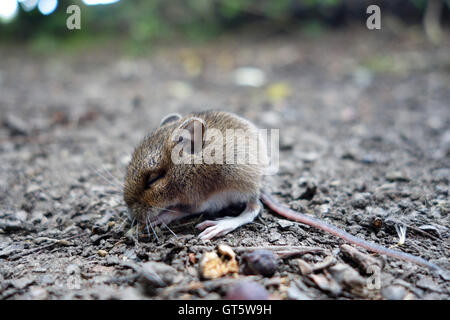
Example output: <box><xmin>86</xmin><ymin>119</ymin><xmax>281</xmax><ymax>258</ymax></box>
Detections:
<box><xmin>0</xmin><ymin>26</ymin><xmax>449</xmax><ymax>300</ymax></box>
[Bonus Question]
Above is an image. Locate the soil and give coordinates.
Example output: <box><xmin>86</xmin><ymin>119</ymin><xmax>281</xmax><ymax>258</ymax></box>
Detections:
<box><xmin>0</xmin><ymin>26</ymin><xmax>449</xmax><ymax>300</ymax></box>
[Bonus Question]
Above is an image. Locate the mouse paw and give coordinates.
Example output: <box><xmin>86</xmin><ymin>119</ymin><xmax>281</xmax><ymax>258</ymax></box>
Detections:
<box><xmin>196</xmin><ymin>219</ymin><xmax>238</xmax><ymax>240</ymax></box>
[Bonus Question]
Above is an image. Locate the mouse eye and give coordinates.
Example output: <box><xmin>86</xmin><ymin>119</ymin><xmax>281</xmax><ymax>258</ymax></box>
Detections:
<box><xmin>144</xmin><ymin>171</ymin><xmax>165</xmax><ymax>189</ymax></box>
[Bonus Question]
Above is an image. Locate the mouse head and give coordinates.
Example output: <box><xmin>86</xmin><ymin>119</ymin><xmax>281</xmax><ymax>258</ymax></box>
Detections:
<box><xmin>123</xmin><ymin>113</ymin><xmax>209</xmax><ymax>225</ymax></box>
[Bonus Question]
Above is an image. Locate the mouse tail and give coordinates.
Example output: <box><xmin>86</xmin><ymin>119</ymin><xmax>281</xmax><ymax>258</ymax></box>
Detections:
<box><xmin>260</xmin><ymin>192</ymin><xmax>441</xmax><ymax>271</ymax></box>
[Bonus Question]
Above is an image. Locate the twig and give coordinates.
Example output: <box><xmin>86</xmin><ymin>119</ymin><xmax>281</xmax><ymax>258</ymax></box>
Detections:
<box><xmin>7</xmin><ymin>233</ymin><xmax>87</xmax><ymax>261</ymax></box>
<box><xmin>188</xmin><ymin>245</ymin><xmax>328</xmax><ymax>256</ymax></box>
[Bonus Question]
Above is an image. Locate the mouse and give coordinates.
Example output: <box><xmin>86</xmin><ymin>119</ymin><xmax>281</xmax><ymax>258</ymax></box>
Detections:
<box><xmin>123</xmin><ymin>110</ymin><xmax>441</xmax><ymax>271</ymax></box>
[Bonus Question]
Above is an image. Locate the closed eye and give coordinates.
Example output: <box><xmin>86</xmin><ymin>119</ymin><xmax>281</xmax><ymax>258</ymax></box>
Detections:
<box><xmin>144</xmin><ymin>171</ymin><xmax>165</xmax><ymax>189</ymax></box>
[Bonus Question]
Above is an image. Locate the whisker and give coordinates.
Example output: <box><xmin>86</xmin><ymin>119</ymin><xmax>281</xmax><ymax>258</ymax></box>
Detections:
<box><xmin>161</xmin><ymin>220</ymin><xmax>178</xmax><ymax>238</ymax></box>
<box><xmin>101</xmin><ymin>165</ymin><xmax>123</xmax><ymax>186</ymax></box>
<box><xmin>128</xmin><ymin>216</ymin><xmax>136</xmax><ymax>237</ymax></box>
<box><xmin>117</xmin><ymin>216</ymin><xmax>128</xmax><ymax>231</ymax></box>
<box><xmin>87</xmin><ymin>164</ymin><xmax>121</xmax><ymax>188</ymax></box>
<box><xmin>145</xmin><ymin>218</ymin><xmax>151</xmax><ymax>238</ymax></box>
<box><xmin>135</xmin><ymin>221</ymin><xmax>139</xmax><ymax>243</ymax></box>
<box><xmin>147</xmin><ymin>216</ymin><xmax>160</xmax><ymax>242</ymax></box>
<box><xmin>92</xmin><ymin>168</ymin><xmax>118</xmax><ymax>186</ymax></box>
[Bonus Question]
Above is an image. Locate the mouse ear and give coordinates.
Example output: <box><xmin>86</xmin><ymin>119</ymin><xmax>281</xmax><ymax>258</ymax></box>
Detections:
<box><xmin>177</xmin><ymin>117</ymin><xmax>207</xmax><ymax>154</ymax></box>
<box><xmin>160</xmin><ymin>113</ymin><xmax>182</xmax><ymax>127</ymax></box>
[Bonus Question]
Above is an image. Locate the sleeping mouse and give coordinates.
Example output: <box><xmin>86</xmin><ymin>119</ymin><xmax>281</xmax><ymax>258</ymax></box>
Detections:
<box><xmin>123</xmin><ymin>110</ymin><xmax>441</xmax><ymax>271</ymax></box>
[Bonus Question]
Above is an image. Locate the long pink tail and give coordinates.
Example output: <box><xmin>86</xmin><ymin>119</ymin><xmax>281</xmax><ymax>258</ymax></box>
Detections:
<box><xmin>260</xmin><ymin>192</ymin><xmax>441</xmax><ymax>271</ymax></box>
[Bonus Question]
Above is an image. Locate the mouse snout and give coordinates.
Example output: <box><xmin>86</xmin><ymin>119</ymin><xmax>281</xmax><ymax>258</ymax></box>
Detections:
<box><xmin>125</xmin><ymin>199</ymin><xmax>158</xmax><ymax>224</ymax></box>
<box><xmin>125</xmin><ymin>197</ymin><xmax>186</xmax><ymax>228</ymax></box>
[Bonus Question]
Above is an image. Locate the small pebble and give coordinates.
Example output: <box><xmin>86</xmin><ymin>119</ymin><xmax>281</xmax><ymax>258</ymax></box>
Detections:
<box><xmin>233</xmin><ymin>67</ymin><xmax>266</xmax><ymax>87</ymax></box>
<box><xmin>268</xmin><ymin>231</ymin><xmax>281</xmax><ymax>243</ymax></box>
<box><xmin>140</xmin><ymin>262</ymin><xmax>178</xmax><ymax>292</ymax></box>
<box><xmin>189</xmin><ymin>252</ymin><xmax>197</xmax><ymax>264</ymax></box>
<box><xmin>29</xmin><ymin>287</ymin><xmax>48</xmax><ymax>300</ymax></box>
<box><xmin>277</xmin><ymin>219</ymin><xmax>294</xmax><ymax>229</ymax></box>
<box><xmin>287</xmin><ymin>282</ymin><xmax>311</xmax><ymax>300</ymax></box>
<box><xmin>386</xmin><ymin>171</ymin><xmax>410</xmax><ymax>182</ymax></box>
<box><xmin>381</xmin><ymin>285</ymin><xmax>407</xmax><ymax>300</ymax></box>
<box><xmin>416</xmin><ymin>276</ymin><xmax>442</xmax><ymax>293</ymax></box>
<box><xmin>351</xmin><ymin>193</ymin><xmax>371</xmax><ymax>209</ymax></box>
<box><xmin>98</xmin><ymin>249</ymin><xmax>108</xmax><ymax>257</ymax></box>
<box><xmin>66</xmin><ymin>264</ymin><xmax>80</xmax><ymax>275</ymax></box>
<box><xmin>297</xmin><ymin>259</ymin><xmax>313</xmax><ymax>275</ymax></box>
<box><xmin>226</xmin><ymin>281</ymin><xmax>270</xmax><ymax>300</ymax></box>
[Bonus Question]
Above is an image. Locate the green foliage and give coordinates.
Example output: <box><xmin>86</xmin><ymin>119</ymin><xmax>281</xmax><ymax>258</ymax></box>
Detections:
<box><xmin>408</xmin><ymin>0</ymin><xmax>427</xmax><ymax>9</ymax></box>
<box><xmin>303</xmin><ymin>0</ymin><xmax>341</xmax><ymax>7</ymax></box>
<box><xmin>301</xmin><ymin>19</ymin><xmax>326</xmax><ymax>38</ymax></box>
<box><xmin>220</xmin><ymin>0</ymin><xmax>251</xmax><ymax>18</ymax></box>
<box><xmin>0</xmin><ymin>0</ymin><xmax>438</xmax><ymax>50</ymax></box>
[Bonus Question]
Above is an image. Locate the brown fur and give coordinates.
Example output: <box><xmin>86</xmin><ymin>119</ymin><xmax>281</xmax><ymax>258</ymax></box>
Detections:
<box><xmin>124</xmin><ymin>110</ymin><xmax>264</xmax><ymax>223</ymax></box>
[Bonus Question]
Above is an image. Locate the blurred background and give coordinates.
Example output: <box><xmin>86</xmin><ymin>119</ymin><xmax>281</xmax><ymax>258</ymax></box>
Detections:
<box><xmin>0</xmin><ymin>2</ymin><xmax>449</xmax><ymax>300</ymax></box>
<box><xmin>0</xmin><ymin>0</ymin><xmax>449</xmax><ymax>165</ymax></box>
<box><xmin>0</xmin><ymin>0</ymin><xmax>449</xmax><ymax>168</ymax></box>
<box><xmin>0</xmin><ymin>0</ymin><xmax>449</xmax><ymax>130</ymax></box>
<box><xmin>1</xmin><ymin>0</ymin><xmax>449</xmax><ymax>52</ymax></box>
